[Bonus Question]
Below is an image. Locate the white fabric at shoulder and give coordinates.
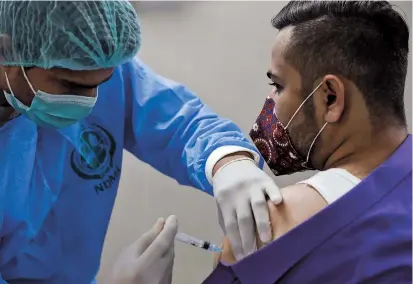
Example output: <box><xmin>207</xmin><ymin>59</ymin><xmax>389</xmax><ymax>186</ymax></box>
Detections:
<box><xmin>297</xmin><ymin>168</ymin><xmax>361</xmax><ymax>204</ymax></box>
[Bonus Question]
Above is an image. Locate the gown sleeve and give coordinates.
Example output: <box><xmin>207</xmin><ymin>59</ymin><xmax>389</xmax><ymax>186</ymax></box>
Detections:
<box><xmin>122</xmin><ymin>58</ymin><xmax>262</xmax><ymax>195</ymax></box>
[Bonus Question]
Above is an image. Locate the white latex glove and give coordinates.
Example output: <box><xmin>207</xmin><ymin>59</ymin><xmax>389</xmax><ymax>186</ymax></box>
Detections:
<box><xmin>213</xmin><ymin>159</ymin><xmax>282</xmax><ymax>260</ymax></box>
<box><xmin>108</xmin><ymin>215</ymin><xmax>178</xmax><ymax>284</ymax></box>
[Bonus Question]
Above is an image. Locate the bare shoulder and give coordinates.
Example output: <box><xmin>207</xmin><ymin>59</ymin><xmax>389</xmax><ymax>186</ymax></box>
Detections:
<box><xmin>213</xmin><ymin>183</ymin><xmax>329</xmax><ymax>267</ymax></box>
<box><xmin>268</xmin><ymin>183</ymin><xmax>328</xmax><ymax>239</ymax></box>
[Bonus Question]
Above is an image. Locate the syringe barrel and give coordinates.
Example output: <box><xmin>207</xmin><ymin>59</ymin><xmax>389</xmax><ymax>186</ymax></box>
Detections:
<box><xmin>175</xmin><ymin>232</ymin><xmax>204</xmax><ymax>247</ymax></box>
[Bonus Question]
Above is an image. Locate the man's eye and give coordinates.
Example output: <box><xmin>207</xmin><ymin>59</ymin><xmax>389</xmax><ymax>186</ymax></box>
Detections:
<box><xmin>268</xmin><ymin>82</ymin><xmax>283</xmax><ymax>93</ymax></box>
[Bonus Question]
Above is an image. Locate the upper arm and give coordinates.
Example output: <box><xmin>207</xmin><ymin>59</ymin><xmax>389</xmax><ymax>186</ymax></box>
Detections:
<box><xmin>215</xmin><ymin>183</ymin><xmax>328</xmax><ymax>265</ymax></box>
<box><xmin>122</xmin><ymin>58</ymin><xmax>259</xmax><ymax>193</ymax></box>
<box><xmin>268</xmin><ymin>183</ymin><xmax>328</xmax><ymax>239</ymax></box>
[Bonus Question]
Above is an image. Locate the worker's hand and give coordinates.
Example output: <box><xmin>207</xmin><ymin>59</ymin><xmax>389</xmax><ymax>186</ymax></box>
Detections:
<box><xmin>212</xmin><ymin>158</ymin><xmax>282</xmax><ymax>261</ymax></box>
<box><xmin>109</xmin><ymin>215</ymin><xmax>178</xmax><ymax>284</ymax></box>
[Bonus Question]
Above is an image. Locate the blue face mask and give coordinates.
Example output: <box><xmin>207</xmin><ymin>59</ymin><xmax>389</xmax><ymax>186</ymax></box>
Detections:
<box><xmin>3</xmin><ymin>67</ymin><xmax>98</xmax><ymax>128</ymax></box>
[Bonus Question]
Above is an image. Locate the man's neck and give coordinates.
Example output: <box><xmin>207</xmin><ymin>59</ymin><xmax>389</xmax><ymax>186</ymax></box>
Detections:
<box><xmin>324</xmin><ymin>127</ymin><xmax>408</xmax><ymax>179</ymax></box>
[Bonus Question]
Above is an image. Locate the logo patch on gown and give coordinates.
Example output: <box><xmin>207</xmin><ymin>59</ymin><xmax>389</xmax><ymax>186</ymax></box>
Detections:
<box><xmin>70</xmin><ymin>124</ymin><xmax>121</xmax><ymax>193</ymax></box>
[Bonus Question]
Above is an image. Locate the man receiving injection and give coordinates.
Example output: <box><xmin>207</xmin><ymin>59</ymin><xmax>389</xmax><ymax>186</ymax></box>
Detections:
<box><xmin>107</xmin><ymin>0</ymin><xmax>411</xmax><ymax>283</ymax></box>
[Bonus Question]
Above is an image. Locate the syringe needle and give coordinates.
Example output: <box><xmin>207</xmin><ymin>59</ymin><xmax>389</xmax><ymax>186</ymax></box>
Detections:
<box><xmin>175</xmin><ymin>232</ymin><xmax>222</xmax><ymax>252</ymax></box>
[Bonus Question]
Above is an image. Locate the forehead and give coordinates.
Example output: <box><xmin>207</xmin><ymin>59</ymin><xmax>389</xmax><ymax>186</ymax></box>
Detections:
<box><xmin>270</xmin><ymin>27</ymin><xmax>300</xmax><ymax>83</ymax></box>
<box><xmin>271</xmin><ymin>26</ymin><xmax>293</xmax><ymax>65</ymax></box>
<box><xmin>51</xmin><ymin>68</ymin><xmax>114</xmax><ymax>83</ymax></box>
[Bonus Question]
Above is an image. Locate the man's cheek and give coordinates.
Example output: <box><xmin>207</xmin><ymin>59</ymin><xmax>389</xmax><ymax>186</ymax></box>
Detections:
<box><xmin>274</xmin><ymin>99</ymin><xmax>291</xmax><ymax>126</ymax></box>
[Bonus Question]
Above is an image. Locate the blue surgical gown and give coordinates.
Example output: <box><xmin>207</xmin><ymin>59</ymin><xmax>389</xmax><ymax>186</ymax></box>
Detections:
<box><xmin>0</xmin><ymin>58</ymin><xmax>259</xmax><ymax>283</ymax></box>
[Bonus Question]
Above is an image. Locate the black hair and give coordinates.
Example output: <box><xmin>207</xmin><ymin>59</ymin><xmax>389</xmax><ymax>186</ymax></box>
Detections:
<box><xmin>272</xmin><ymin>1</ymin><xmax>409</xmax><ymax>127</ymax></box>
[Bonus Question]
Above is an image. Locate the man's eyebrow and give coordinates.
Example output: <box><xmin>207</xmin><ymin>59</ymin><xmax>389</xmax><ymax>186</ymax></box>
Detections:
<box><xmin>61</xmin><ymin>73</ymin><xmax>114</xmax><ymax>89</ymax></box>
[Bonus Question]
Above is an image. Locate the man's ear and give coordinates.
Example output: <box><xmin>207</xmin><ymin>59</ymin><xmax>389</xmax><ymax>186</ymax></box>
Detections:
<box><xmin>321</xmin><ymin>75</ymin><xmax>345</xmax><ymax>123</ymax></box>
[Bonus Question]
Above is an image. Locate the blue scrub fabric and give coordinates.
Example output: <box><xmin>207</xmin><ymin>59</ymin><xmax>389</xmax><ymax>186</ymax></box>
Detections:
<box><xmin>0</xmin><ymin>58</ymin><xmax>259</xmax><ymax>283</ymax></box>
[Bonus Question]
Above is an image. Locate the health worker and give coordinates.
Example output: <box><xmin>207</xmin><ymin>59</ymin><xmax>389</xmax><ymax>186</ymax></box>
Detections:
<box><xmin>0</xmin><ymin>1</ymin><xmax>282</xmax><ymax>283</ymax></box>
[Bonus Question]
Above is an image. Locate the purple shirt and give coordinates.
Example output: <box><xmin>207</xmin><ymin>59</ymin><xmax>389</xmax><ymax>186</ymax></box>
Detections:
<box><xmin>204</xmin><ymin>135</ymin><xmax>412</xmax><ymax>284</ymax></box>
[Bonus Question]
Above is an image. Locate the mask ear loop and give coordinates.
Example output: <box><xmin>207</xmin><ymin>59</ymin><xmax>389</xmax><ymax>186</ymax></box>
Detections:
<box><xmin>4</xmin><ymin>71</ymin><xmax>13</xmax><ymax>96</ymax></box>
<box><xmin>284</xmin><ymin>81</ymin><xmax>323</xmax><ymax>129</ymax></box>
<box><xmin>306</xmin><ymin>122</ymin><xmax>328</xmax><ymax>163</ymax></box>
<box><xmin>20</xmin><ymin>66</ymin><xmax>36</xmax><ymax>95</ymax></box>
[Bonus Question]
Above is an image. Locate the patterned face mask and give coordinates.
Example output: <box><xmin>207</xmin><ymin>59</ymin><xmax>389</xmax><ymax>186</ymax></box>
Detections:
<box><xmin>249</xmin><ymin>82</ymin><xmax>327</xmax><ymax>176</ymax></box>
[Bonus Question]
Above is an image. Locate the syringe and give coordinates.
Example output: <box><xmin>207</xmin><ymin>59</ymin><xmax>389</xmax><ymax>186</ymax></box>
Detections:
<box><xmin>175</xmin><ymin>232</ymin><xmax>222</xmax><ymax>252</ymax></box>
